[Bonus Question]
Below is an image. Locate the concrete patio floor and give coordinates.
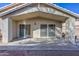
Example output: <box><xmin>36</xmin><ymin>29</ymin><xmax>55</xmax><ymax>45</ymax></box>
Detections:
<box><xmin>0</xmin><ymin>38</ymin><xmax>79</xmax><ymax>51</ymax></box>
<box><xmin>8</xmin><ymin>38</ymin><xmax>72</xmax><ymax>45</ymax></box>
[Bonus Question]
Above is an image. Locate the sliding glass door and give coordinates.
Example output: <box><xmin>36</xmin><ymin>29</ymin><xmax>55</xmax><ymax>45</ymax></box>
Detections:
<box><xmin>19</xmin><ymin>24</ymin><xmax>31</xmax><ymax>38</ymax></box>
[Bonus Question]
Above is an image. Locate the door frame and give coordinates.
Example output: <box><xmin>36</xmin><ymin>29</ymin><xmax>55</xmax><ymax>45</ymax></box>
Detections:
<box><xmin>18</xmin><ymin>24</ymin><xmax>31</xmax><ymax>38</ymax></box>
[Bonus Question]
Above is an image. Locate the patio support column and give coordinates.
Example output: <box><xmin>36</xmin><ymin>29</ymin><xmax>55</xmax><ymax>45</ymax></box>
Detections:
<box><xmin>66</xmin><ymin>18</ymin><xmax>76</xmax><ymax>45</ymax></box>
<box><xmin>2</xmin><ymin>18</ymin><xmax>12</xmax><ymax>44</ymax></box>
<box><xmin>8</xmin><ymin>18</ymin><xmax>13</xmax><ymax>42</ymax></box>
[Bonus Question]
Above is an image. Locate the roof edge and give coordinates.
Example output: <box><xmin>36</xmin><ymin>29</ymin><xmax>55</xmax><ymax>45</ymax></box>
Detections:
<box><xmin>47</xmin><ymin>3</ymin><xmax>79</xmax><ymax>18</ymax></box>
<box><xmin>0</xmin><ymin>3</ymin><xmax>79</xmax><ymax>19</ymax></box>
<box><xmin>0</xmin><ymin>3</ymin><xmax>31</xmax><ymax>17</ymax></box>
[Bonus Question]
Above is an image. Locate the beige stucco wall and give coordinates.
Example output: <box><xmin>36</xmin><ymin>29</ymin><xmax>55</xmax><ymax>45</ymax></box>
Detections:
<box><xmin>75</xmin><ymin>21</ymin><xmax>79</xmax><ymax>37</ymax></box>
<box><xmin>1</xmin><ymin>18</ymin><xmax>9</xmax><ymax>43</ymax></box>
<box><xmin>12</xmin><ymin>18</ymin><xmax>62</xmax><ymax>40</ymax></box>
<box><xmin>12</xmin><ymin>21</ymin><xmax>18</xmax><ymax>39</ymax></box>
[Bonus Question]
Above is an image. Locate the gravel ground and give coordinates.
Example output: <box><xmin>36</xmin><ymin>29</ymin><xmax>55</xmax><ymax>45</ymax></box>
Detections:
<box><xmin>0</xmin><ymin>50</ymin><xmax>79</xmax><ymax>56</ymax></box>
<box><xmin>0</xmin><ymin>45</ymin><xmax>78</xmax><ymax>56</ymax></box>
<box><xmin>0</xmin><ymin>42</ymin><xmax>79</xmax><ymax>56</ymax></box>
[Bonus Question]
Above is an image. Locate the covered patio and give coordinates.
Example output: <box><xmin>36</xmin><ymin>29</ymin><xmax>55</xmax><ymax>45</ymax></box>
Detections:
<box><xmin>0</xmin><ymin>3</ymin><xmax>76</xmax><ymax>46</ymax></box>
<box><xmin>7</xmin><ymin>11</ymin><xmax>69</xmax><ymax>44</ymax></box>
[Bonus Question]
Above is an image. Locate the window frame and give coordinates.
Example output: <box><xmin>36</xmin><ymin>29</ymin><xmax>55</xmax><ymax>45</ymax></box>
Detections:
<box><xmin>48</xmin><ymin>24</ymin><xmax>55</xmax><ymax>37</ymax></box>
<box><xmin>40</xmin><ymin>24</ymin><xmax>55</xmax><ymax>38</ymax></box>
<box><xmin>40</xmin><ymin>24</ymin><xmax>47</xmax><ymax>37</ymax></box>
<box><xmin>19</xmin><ymin>24</ymin><xmax>31</xmax><ymax>38</ymax></box>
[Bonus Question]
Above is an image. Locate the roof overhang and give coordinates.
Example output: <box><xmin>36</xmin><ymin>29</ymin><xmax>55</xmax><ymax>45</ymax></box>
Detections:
<box><xmin>47</xmin><ymin>3</ymin><xmax>79</xmax><ymax>19</ymax></box>
<box><xmin>0</xmin><ymin>3</ymin><xmax>79</xmax><ymax>19</ymax></box>
<box><xmin>11</xmin><ymin>11</ymin><xmax>68</xmax><ymax>22</ymax></box>
<box><xmin>0</xmin><ymin>3</ymin><xmax>31</xmax><ymax>17</ymax></box>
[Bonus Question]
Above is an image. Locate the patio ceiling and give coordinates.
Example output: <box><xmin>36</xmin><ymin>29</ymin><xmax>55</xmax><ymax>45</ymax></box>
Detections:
<box><xmin>11</xmin><ymin>11</ymin><xmax>68</xmax><ymax>22</ymax></box>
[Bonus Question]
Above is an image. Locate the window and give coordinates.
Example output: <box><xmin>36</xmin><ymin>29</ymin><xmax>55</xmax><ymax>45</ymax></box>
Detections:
<box><xmin>40</xmin><ymin>24</ymin><xmax>47</xmax><ymax>37</ymax></box>
<box><xmin>40</xmin><ymin>24</ymin><xmax>55</xmax><ymax>37</ymax></box>
<box><xmin>48</xmin><ymin>24</ymin><xmax>55</xmax><ymax>36</ymax></box>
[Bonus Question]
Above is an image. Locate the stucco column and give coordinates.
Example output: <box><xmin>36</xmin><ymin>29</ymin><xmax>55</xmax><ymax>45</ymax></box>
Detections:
<box><xmin>8</xmin><ymin>18</ymin><xmax>13</xmax><ymax>42</ymax></box>
<box><xmin>2</xmin><ymin>18</ymin><xmax>13</xmax><ymax>44</ymax></box>
<box><xmin>66</xmin><ymin>18</ymin><xmax>75</xmax><ymax>45</ymax></box>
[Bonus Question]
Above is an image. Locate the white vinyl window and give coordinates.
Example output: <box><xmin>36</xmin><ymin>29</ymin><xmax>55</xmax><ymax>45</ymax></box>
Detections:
<box><xmin>40</xmin><ymin>24</ymin><xmax>47</xmax><ymax>37</ymax></box>
<box><xmin>40</xmin><ymin>24</ymin><xmax>55</xmax><ymax>37</ymax></box>
<box><xmin>48</xmin><ymin>24</ymin><xmax>55</xmax><ymax>36</ymax></box>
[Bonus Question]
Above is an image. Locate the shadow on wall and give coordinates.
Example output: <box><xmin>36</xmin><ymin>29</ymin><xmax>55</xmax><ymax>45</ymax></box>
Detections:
<box><xmin>55</xmin><ymin>27</ymin><xmax>62</xmax><ymax>39</ymax></box>
<box><xmin>0</xmin><ymin>29</ymin><xmax>2</xmax><ymax>42</ymax></box>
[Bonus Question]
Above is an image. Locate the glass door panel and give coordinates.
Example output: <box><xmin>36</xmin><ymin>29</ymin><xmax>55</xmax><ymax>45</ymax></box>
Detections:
<box><xmin>19</xmin><ymin>24</ymin><xmax>25</xmax><ymax>38</ymax></box>
<box><xmin>25</xmin><ymin>24</ymin><xmax>30</xmax><ymax>38</ymax></box>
